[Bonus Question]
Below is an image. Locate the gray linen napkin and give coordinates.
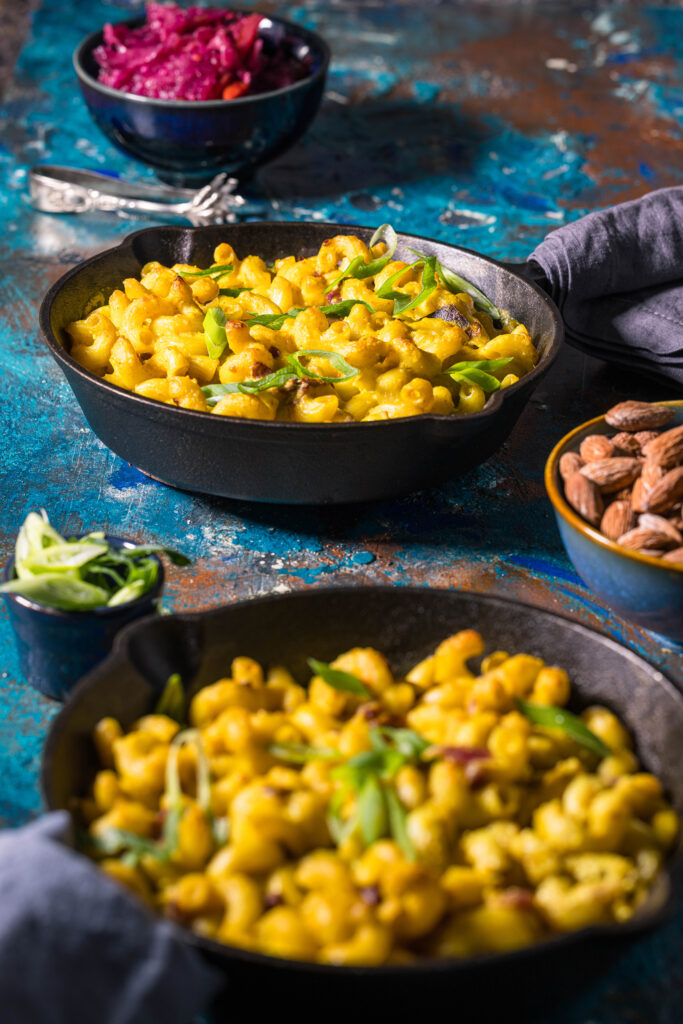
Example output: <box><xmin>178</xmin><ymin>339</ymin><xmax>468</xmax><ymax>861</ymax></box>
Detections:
<box><xmin>0</xmin><ymin>812</ymin><xmax>221</xmax><ymax>1024</ymax></box>
<box><xmin>528</xmin><ymin>186</ymin><xmax>683</xmax><ymax>387</ymax></box>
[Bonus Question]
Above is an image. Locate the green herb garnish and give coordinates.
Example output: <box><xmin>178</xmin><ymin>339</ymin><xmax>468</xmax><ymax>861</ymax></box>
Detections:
<box><xmin>201</xmin><ymin>349</ymin><xmax>358</xmax><ymax>405</ymax></box>
<box><xmin>0</xmin><ymin>511</ymin><xmax>190</xmax><ymax>612</ymax></box>
<box><xmin>203</xmin><ymin>306</ymin><xmax>229</xmax><ymax>359</ymax></box>
<box><xmin>443</xmin><ymin>357</ymin><xmax>514</xmax><ymax>394</ymax></box>
<box><xmin>179</xmin><ymin>263</ymin><xmax>234</xmax><ymax>280</ymax></box>
<box><xmin>329</xmin><ymin>224</ymin><xmax>398</xmax><ymax>288</ymax></box>
<box><xmin>515</xmin><ymin>699</ymin><xmax>611</xmax><ymax>757</ymax></box>
<box><xmin>244</xmin><ymin>299</ymin><xmax>375</xmax><ymax>331</ymax></box>
<box><xmin>268</xmin><ymin>742</ymin><xmax>339</xmax><ymax>763</ymax></box>
<box><xmin>307</xmin><ymin>657</ymin><xmax>371</xmax><ymax>697</ymax></box>
<box><xmin>155</xmin><ymin>673</ymin><xmax>186</xmax><ymax>723</ymax></box>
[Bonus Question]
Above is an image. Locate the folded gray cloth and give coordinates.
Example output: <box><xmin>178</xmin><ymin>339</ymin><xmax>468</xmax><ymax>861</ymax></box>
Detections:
<box><xmin>0</xmin><ymin>812</ymin><xmax>221</xmax><ymax>1024</ymax></box>
<box><xmin>529</xmin><ymin>186</ymin><xmax>683</xmax><ymax>387</ymax></box>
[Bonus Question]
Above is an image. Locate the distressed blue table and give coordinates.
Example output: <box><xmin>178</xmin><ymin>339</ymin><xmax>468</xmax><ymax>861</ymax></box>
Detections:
<box><xmin>1</xmin><ymin>1</ymin><xmax>682</xmax><ymax>1019</ymax></box>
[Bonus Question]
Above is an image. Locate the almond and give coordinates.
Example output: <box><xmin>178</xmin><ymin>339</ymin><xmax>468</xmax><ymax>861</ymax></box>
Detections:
<box><xmin>604</xmin><ymin>401</ymin><xmax>674</xmax><ymax>432</ymax></box>
<box><xmin>637</xmin><ymin>514</ymin><xmax>682</xmax><ymax>548</ymax></box>
<box><xmin>662</xmin><ymin>547</ymin><xmax>683</xmax><ymax>565</ymax></box>
<box><xmin>580</xmin><ymin>457</ymin><xmax>642</xmax><ymax>493</ymax></box>
<box><xmin>580</xmin><ymin>435</ymin><xmax>614</xmax><ymax>462</ymax></box>
<box><xmin>600</xmin><ymin>500</ymin><xmax>635</xmax><ymax>541</ymax></box>
<box><xmin>564</xmin><ymin>472</ymin><xmax>604</xmax><ymax>526</ymax></box>
<box><xmin>641</xmin><ymin>459</ymin><xmax>666</xmax><ymax>490</ymax></box>
<box><xmin>611</xmin><ymin>432</ymin><xmax>642</xmax><ymax>456</ymax></box>
<box><xmin>634</xmin><ymin>430</ymin><xmax>661</xmax><ymax>448</ymax></box>
<box><xmin>642</xmin><ymin>424</ymin><xmax>683</xmax><ymax>470</ymax></box>
<box><xmin>559</xmin><ymin>451</ymin><xmax>583</xmax><ymax>482</ymax></box>
<box><xmin>617</xmin><ymin>526</ymin><xmax>676</xmax><ymax>551</ymax></box>
<box><xmin>641</xmin><ymin>466</ymin><xmax>683</xmax><ymax>514</ymax></box>
<box><xmin>631</xmin><ymin>477</ymin><xmax>648</xmax><ymax>513</ymax></box>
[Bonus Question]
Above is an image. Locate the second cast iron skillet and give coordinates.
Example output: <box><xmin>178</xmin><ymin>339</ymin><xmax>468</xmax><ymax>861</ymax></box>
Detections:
<box><xmin>43</xmin><ymin>587</ymin><xmax>682</xmax><ymax>1021</ymax></box>
<box><xmin>40</xmin><ymin>223</ymin><xmax>562</xmax><ymax>504</ymax></box>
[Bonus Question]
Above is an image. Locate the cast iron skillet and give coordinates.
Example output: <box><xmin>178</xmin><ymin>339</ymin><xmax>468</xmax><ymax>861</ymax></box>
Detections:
<box><xmin>42</xmin><ymin>587</ymin><xmax>682</xmax><ymax>1021</ymax></box>
<box><xmin>40</xmin><ymin>224</ymin><xmax>562</xmax><ymax>504</ymax></box>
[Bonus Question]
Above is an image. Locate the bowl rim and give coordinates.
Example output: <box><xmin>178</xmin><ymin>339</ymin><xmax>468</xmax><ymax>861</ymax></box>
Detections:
<box><xmin>42</xmin><ymin>584</ymin><xmax>682</xmax><ymax>977</ymax></box>
<box><xmin>39</xmin><ymin>220</ymin><xmax>563</xmax><ymax>434</ymax></box>
<box><xmin>73</xmin><ymin>10</ymin><xmax>331</xmax><ymax>110</ymax></box>
<box><xmin>544</xmin><ymin>401</ymin><xmax>683</xmax><ymax>576</ymax></box>
<box><xmin>2</xmin><ymin>535</ymin><xmax>165</xmax><ymax>618</ymax></box>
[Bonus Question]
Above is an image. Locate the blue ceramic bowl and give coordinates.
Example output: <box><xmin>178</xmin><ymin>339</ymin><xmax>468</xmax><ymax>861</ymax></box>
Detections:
<box><xmin>73</xmin><ymin>13</ymin><xmax>330</xmax><ymax>185</ymax></box>
<box><xmin>3</xmin><ymin>537</ymin><xmax>164</xmax><ymax>701</ymax></box>
<box><xmin>545</xmin><ymin>402</ymin><xmax>683</xmax><ymax>644</ymax></box>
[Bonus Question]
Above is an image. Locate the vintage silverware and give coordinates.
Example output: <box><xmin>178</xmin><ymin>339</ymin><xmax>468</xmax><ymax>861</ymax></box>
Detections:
<box><xmin>28</xmin><ymin>166</ymin><xmax>256</xmax><ymax>224</ymax></box>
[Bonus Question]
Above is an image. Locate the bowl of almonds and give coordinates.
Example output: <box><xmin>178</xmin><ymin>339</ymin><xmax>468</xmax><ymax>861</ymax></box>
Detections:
<box><xmin>545</xmin><ymin>399</ymin><xmax>683</xmax><ymax>643</ymax></box>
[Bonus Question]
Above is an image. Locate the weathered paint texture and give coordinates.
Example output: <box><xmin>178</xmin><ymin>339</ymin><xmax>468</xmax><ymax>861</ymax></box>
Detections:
<box><xmin>0</xmin><ymin>3</ymin><xmax>682</xmax><ymax>1019</ymax></box>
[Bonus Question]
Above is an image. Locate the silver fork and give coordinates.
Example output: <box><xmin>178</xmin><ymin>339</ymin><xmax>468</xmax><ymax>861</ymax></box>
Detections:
<box><xmin>28</xmin><ymin>166</ymin><xmax>258</xmax><ymax>224</ymax></box>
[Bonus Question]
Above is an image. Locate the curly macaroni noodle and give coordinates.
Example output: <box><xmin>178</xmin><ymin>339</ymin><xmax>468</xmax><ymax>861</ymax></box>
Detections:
<box><xmin>79</xmin><ymin>632</ymin><xmax>677</xmax><ymax>964</ymax></box>
<box><xmin>66</xmin><ymin>235</ymin><xmax>537</xmax><ymax>422</ymax></box>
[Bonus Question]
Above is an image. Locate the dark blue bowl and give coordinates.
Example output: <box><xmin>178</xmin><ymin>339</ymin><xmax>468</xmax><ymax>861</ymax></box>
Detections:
<box><xmin>3</xmin><ymin>536</ymin><xmax>164</xmax><ymax>701</ymax></box>
<box><xmin>73</xmin><ymin>13</ymin><xmax>330</xmax><ymax>185</ymax></box>
<box><xmin>545</xmin><ymin>402</ymin><xmax>683</xmax><ymax>645</ymax></box>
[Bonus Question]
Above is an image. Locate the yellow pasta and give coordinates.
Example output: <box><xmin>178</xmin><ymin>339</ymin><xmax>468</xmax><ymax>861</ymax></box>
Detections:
<box><xmin>66</xmin><ymin>234</ymin><xmax>538</xmax><ymax>422</ymax></box>
<box><xmin>78</xmin><ymin>632</ymin><xmax>677</xmax><ymax>965</ymax></box>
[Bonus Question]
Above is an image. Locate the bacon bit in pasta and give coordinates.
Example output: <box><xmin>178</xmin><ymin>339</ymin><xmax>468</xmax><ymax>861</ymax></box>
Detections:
<box><xmin>439</xmin><ymin>745</ymin><xmax>491</xmax><ymax>764</ymax></box>
<box><xmin>360</xmin><ymin>885</ymin><xmax>381</xmax><ymax>906</ymax></box>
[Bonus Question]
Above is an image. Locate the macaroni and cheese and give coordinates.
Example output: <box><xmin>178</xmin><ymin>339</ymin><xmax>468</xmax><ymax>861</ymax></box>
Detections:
<box><xmin>66</xmin><ymin>232</ymin><xmax>538</xmax><ymax>423</ymax></box>
<box><xmin>78</xmin><ymin>631</ymin><xmax>677</xmax><ymax>965</ymax></box>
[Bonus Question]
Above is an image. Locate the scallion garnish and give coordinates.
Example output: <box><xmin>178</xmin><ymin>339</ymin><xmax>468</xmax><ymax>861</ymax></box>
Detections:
<box><xmin>329</xmin><ymin>224</ymin><xmax>398</xmax><ymax>288</ymax></box>
<box><xmin>0</xmin><ymin>511</ymin><xmax>189</xmax><ymax>612</ymax></box>
<box><xmin>178</xmin><ymin>263</ymin><xmax>234</xmax><ymax>280</ymax></box>
<box><xmin>515</xmin><ymin>699</ymin><xmax>611</xmax><ymax>757</ymax></box>
<box><xmin>442</xmin><ymin>357</ymin><xmax>514</xmax><ymax>394</ymax></box>
<box><xmin>201</xmin><ymin>349</ymin><xmax>358</xmax><ymax>405</ymax></box>
<box><xmin>307</xmin><ymin>657</ymin><xmax>371</xmax><ymax>696</ymax></box>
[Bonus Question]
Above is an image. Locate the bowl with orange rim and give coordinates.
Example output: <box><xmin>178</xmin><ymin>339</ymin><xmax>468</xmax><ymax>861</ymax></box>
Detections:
<box><xmin>545</xmin><ymin>401</ymin><xmax>683</xmax><ymax>644</ymax></box>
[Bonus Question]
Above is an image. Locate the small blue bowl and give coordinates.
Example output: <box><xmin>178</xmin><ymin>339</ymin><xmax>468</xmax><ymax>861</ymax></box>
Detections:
<box><xmin>545</xmin><ymin>402</ymin><xmax>683</xmax><ymax>644</ymax></box>
<box><xmin>73</xmin><ymin>13</ymin><xmax>330</xmax><ymax>185</ymax></box>
<box><xmin>3</xmin><ymin>537</ymin><xmax>163</xmax><ymax>701</ymax></box>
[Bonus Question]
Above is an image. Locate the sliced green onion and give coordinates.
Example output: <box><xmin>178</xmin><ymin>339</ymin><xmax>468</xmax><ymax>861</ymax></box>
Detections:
<box><xmin>287</xmin><ymin>349</ymin><xmax>357</xmax><ymax>383</ymax></box>
<box><xmin>21</xmin><ymin>541</ymin><xmax>109</xmax><ymax>574</ymax></box>
<box><xmin>329</xmin><ymin>224</ymin><xmax>398</xmax><ymax>287</ymax></box>
<box><xmin>384</xmin><ymin>786</ymin><xmax>415</xmax><ymax>860</ymax></box>
<box><xmin>269</xmin><ymin>741</ymin><xmax>339</xmax><ymax>763</ymax></box>
<box><xmin>0</xmin><ymin>575</ymin><xmax>110</xmax><ymax>611</ymax></box>
<box><xmin>154</xmin><ymin>673</ymin><xmax>186</xmax><ymax>723</ymax></box>
<box><xmin>358</xmin><ymin>776</ymin><xmax>388</xmax><ymax>846</ymax></box>
<box><xmin>203</xmin><ymin>307</ymin><xmax>229</xmax><ymax>359</ymax></box>
<box><xmin>515</xmin><ymin>699</ymin><xmax>611</xmax><ymax>757</ymax></box>
<box><xmin>308</xmin><ymin>658</ymin><xmax>371</xmax><ymax>697</ymax></box>
<box><xmin>443</xmin><ymin>357</ymin><xmax>514</xmax><ymax>394</ymax></box>
<box><xmin>179</xmin><ymin>263</ymin><xmax>234</xmax><ymax>280</ymax></box>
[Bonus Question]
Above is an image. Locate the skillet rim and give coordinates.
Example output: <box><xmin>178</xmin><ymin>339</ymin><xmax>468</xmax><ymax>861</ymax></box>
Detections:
<box><xmin>41</xmin><ymin>584</ymin><xmax>682</xmax><ymax>978</ymax></box>
<box><xmin>39</xmin><ymin>221</ymin><xmax>563</xmax><ymax>433</ymax></box>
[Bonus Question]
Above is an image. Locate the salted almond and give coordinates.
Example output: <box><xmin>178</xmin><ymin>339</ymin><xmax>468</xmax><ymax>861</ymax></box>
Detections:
<box><xmin>641</xmin><ymin>466</ymin><xmax>683</xmax><ymax>514</ymax></box>
<box><xmin>611</xmin><ymin>432</ymin><xmax>642</xmax><ymax>457</ymax></box>
<box><xmin>642</xmin><ymin>424</ymin><xmax>683</xmax><ymax>470</ymax></box>
<box><xmin>600</xmin><ymin>500</ymin><xmax>635</xmax><ymax>541</ymax></box>
<box><xmin>580</xmin><ymin>435</ymin><xmax>614</xmax><ymax>463</ymax></box>
<box><xmin>637</xmin><ymin>514</ymin><xmax>682</xmax><ymax>547</ymax></box>
<box><xmin>580</xmin><ymin>457</ymin><xmax>642</xmax><ymax>493</ymax></box>
<box><xmin>662</xmin><ymin>547</ymin><xmax>683</xmax><ymax>565</ymax></box>
<box><xmin>605</xmin><ymin>401</ymin><xmax>674</xmax><ymax>432</ymax></box>
<box><xmin>559</xmin><ymin>451</ymin><xmax>583</xmax><ymax>482</ymax></box>
<box><xmin>617</xmin><ymin>526</ymin><xmax>676</xmax><ymax>551</ymax></box>
<box><xmin>565</xmin><ymin>472</ymin><xmax>604</xmax><ymax>526</ymax></box>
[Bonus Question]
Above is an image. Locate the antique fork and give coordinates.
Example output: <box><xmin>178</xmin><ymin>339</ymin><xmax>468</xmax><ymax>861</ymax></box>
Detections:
<box><xmin>28</xmin><ymin>167</ymin><xmax>258</xmax><ymax>224</ymax></box>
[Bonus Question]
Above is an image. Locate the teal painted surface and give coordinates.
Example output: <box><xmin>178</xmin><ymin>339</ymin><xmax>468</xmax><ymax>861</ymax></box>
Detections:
<box><xmin>0</xmin><ymin>2</ymin><xmax>682</xmax><ymax>1019</ymax></box>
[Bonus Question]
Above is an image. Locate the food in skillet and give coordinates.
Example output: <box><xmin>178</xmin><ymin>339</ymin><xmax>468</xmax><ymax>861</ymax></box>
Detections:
<box><xmin>77</xmin><ymin>630</ymin><xmax>677</xmax><ymax>965</ymax></box>
<box><xmin>560</xmin><ymin>400</ymin><xmax>683</xmax><ymax>565</ymax></box>
<box><xmin>93</xmin><ymin>3</ymin><xmax>312</xmax><ymax>102</ymax></box>
<box><xmin>66</xmin><ymin>226</ymin><xmax>538</xmax><ymax>423</ymax></box>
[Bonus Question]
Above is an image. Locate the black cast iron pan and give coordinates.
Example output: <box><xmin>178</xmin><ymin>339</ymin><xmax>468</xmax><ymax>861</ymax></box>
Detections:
<box><xmin>42</xmin><ymin>587</ymin><xmax>682</xmax><ymax>1021</ymax></box>
<box><xmin>40</xmin><ymin>223</ymin><xmax>562</xmax><ymax>504</ymax></box>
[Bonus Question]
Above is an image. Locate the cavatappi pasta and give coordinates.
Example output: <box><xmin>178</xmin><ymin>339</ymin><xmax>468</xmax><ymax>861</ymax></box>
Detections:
<box><xmin>66</xmin><ymin>232</ymin><xmax>538</xmax><ymax>422</ymax></box>
<box><xmin>78</xmin><ymin>631</ymin><xmax>677</xmax><ymax>965</ymax></box>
